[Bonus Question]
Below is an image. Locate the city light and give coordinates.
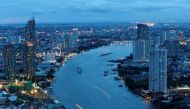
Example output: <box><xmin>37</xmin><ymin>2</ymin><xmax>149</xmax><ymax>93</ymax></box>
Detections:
<box><xmin>0</xmin><ymin>1</ymin><xmax>190</xmax><ymax>108</ymax></box>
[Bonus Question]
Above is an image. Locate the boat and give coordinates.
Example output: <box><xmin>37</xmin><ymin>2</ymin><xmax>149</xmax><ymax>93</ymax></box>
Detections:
<box><xmin>118</xmin><ymin>84</ymin><xmax>123</xmax><ymax>87</ymax></box>
<box><xmin>100</xmin><ymin>53</ymin><xmax>112</xmax><ymax>57</ymax></box>
<box><xmin>107</xmin><ymin>63</ymin><xmax>114</xmax><ymax>66</ymax></box>
<box><xmin>77</xmin><ymin>67</ymin><xmax>82</xmax><ymax>74</ymax></box>
<box><xmin>104</xmin><ymin>71</ymin><xmax>108</xmax><ymax>76</ymax></box>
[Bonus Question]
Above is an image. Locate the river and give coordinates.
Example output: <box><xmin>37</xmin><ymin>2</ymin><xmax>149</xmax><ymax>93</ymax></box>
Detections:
<box><xmin>53</xmin><ymin>42</ymin><xmax>150</xmax><ymax>109</ymax></box>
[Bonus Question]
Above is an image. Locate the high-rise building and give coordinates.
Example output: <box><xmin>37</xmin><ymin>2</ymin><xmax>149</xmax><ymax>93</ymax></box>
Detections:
<box><xmin>137</xmin><ymin>24</ymin><xmax>150</xmax><ymax>40</ymax></box>
<box><xmin>149</xmin><ymin>48</ymin><xmax>167</xmax><ymax>93</ymax></box>
<box><xmin>72</xmin><ymin>28</ymin><xmax>79</xmax><ymax>49</ymax></box>
<box><xmin>0</xmin><ymin>43</ymin><xmax>5</xmax><ymax>70</ymax></box>
<box><xmin>133</xmin><ymin>24</ymin><xmax>150</xmax><ymax>62</ymax></box>
<box><xmin>23</xmin><ymin>42</ymin><xmax>35</xmax><ymax>80</ymax></box>
<box><xmin>160</xmin><ymin>31</ymin><xmax>168</xmax><ymax>43</ymax></box>
<box><xmin>3</xmin><ymin>44</ymin><xmax>16</xmax><ymax>81</ymax></box>
<box><xmin>25</xmin><ymin>17</ymin><xmax>36</xmax><ymax>46</ymax></box>
<box><xmin>63</xmin><ymin>31</ymin><xmax>79</xmax><ymax>51</ymax></box>
<box><xmin>23</xmin><ymin>18</ymin><xmax>36</xmax><ymax>80</ymax></box>
<box><xmin>133</xmin><ymin>40</ymin><xmax>149</xmax><ymax>62</ymax></box>
<box><xmin>15</xmin><ymin>44</ymin><xmax>24</xmax><ymax>76</ymax></box>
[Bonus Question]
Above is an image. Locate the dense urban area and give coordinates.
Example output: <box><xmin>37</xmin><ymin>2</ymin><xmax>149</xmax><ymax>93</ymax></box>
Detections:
<box><xmin>0</xmin><ymin>18</ymin><xmax>190</xmax><ymax>109</ymax></box>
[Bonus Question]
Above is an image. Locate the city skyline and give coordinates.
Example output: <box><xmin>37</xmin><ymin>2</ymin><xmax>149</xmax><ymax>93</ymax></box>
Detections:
<box><xmin>1</xmin><ymin>1</ymin><xmax>190</xmax><ymax>108</ymax></box>
<box><xmin>1</xmin><ymin>0</ymin><xmax>190</xmax><ymax>24</ymax></box>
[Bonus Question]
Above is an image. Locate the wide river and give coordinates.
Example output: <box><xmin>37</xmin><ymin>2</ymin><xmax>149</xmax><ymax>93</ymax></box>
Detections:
<box><xmin>53</xmin><ymin>42</ymin><xmax>150</xmax><ymax>109</ymax></box>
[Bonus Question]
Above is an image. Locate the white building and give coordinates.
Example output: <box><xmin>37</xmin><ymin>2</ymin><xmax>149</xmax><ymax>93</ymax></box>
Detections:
<box><xmin>149</xmin><ymin>48</ymin><xmax>167</xmax><ymax>93</ymax></box>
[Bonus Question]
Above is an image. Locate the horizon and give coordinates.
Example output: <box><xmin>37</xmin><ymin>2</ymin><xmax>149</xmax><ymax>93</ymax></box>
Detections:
<box><xmin>1</xmin><ymin>21</ymin><xmax>190</xmax><ymax>25</ymax></box>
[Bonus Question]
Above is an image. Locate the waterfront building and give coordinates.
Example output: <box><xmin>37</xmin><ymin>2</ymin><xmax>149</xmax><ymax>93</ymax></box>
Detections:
<box><xmin>23</xmin><ymin>42</ymin><xmax>35</xmax><ymax>80</ymax></box>
<box><xmin>133</xmin><ymin>40</ymin><xmax>149</xmax><ymax>62</ymax></box>
<box><xmin>3</xmin><ymin>44</ymin><xmax>16</xmax><ymax>81</ymax></box>
<box><xmin>133</xmin><ymin>24</ymin><xmax>150</xmax><ymax>62</ymax></box>
<box><xmin>149</xmin><ymin>48</ymin><xmax>167</xmax><ymax>93</ymax></box>
<box><xmin>137</xmin><ymin>24</ymin><xmax>150</xmax><ymax>40</ymax></box>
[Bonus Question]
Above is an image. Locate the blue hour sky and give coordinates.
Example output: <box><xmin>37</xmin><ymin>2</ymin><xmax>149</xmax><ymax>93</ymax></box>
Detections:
<box><xmin>1</xmin><ymin>0</ymin><xmax>190</xmax><ymax>23</ymax></box>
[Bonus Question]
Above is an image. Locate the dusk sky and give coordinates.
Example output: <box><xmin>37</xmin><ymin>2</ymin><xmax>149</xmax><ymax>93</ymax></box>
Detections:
<box><xmin>1</xmin><ymin>0</ymin><xmax>190</xmax><ymax>23</ymax></box>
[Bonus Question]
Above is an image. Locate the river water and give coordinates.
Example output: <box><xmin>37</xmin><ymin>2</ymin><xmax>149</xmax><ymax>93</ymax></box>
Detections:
<box><xmin>53</xmin><ymin>42</ymin><xmax>150</xmax><ymax>109</ymax></box>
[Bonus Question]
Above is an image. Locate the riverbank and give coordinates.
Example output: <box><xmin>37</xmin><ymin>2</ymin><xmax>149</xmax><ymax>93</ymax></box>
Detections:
<box><xmin>115</xmin><ymin>56</ymin><xmax>190</xmax><ymax>109</ymax></box>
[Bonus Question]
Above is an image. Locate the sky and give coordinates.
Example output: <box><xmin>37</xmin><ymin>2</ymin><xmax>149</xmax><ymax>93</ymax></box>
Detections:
<box><xmin>1</xmin><ymin>0</ymin><xmax>190</xmax><ymax>23</ymax></box>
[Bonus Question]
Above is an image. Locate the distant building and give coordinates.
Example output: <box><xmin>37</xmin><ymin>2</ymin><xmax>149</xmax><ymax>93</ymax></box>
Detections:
<box><xmin>133</xmin><ymin>24</ymin><xmax>150</xmax><ymax>62</ymax></box>
<box><xmin>63</xmin><ymin>31</ymin><xmax>79</xmax><ymax>51</ymax></box>
<box><xmin>3</xmin><ymin>44</ymin><xmax>16</xmax><ymax>81</ymax></box>
<box><xmin>63</xmin><ymin>35</ymin><xmax>70</xmax><ymax>50</ymax></box>
<box><xmin>23</xmin><ymin>42</ymin><xmax>35</xmax><ymax>80</ymax></box>
<box><xmin>25</xmin><ymin>17</ymin><xmax>36</xmax><ymax>46</ymax></box>
<box><xmin>160</xmin><ymin>31</ymin><xmax>168</xmax><ymax>43</ymax></box>
<box><xmin>149</xmin><ymin>48</ymin><xmax>167</xmax><ymax>93</ymax></box>
<box><xmin>161</xmin><ymin>30</ymin><xmax>178</xmax><ymax>41</ymax></box>
<box><xmin>163</xmin><ymin>40</ymin><xmax>180</xmax><ymax>56</ymax></box>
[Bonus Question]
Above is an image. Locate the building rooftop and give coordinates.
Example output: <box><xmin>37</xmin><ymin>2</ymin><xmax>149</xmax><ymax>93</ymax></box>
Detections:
<box><xmin>26</xmin><ymin>42</ymin><xmax>33</xmax><ymax>46</ymax></box>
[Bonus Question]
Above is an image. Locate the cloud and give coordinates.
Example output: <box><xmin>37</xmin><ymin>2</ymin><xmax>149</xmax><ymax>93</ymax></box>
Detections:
<box><xmin>0</xmin><ymin>0</ymin><xmax>190</xmax><ymax>23</ymax></box>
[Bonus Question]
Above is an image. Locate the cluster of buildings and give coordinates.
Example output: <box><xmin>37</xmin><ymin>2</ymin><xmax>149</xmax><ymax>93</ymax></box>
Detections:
<box><xmin>0</xmin><ymin>18</ymin><xmax>80</xmax><ymax>108</ymax></box>
<box><xmin>0</xmin><ymin>18</ymin><xmax>81</xmax><ymax>82</ymax></box>
<box><xmin>133</xmin><ymin>23</ymin><xmax>185</xmax><ymax>93</ymax></box>
<box><xmin>132</xmin><ymin>22</ymin><xmax>190</xmax><ymax>93</ymax></box>
<box><xmin>36</xmin><ymin>27</ymin><xmax>79</xmax><ymax>53</ymax></box>
<box><xmin>0</xmin><ymin>18</ymin><xmax>36</xmax><ymax>82</ymax></box>
<box><xmin>118</xmin><ymin>23</ymin><xmax>190</xmax><ymax>108</ymax></box>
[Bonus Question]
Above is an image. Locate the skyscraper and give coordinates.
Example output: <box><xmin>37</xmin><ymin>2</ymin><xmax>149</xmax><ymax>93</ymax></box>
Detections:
<box><xmin>0</xmin><ymin>43</ymin><xmax>5</xmax><ymax>70</ymax></box>
<box><xmin>25</xmin><ymin>17</ymin><xmax>36</xmax><ymax>46</ymax></box>
<box><xmin>23</xmin><ymin>18</ymin><xmax>36</xmax><ymax>80</ymax></box>
<box><xmin>133</xmin><ymin>24</ymin><xmax>150</xmax><ymax>62</ymax></box>
<box><xmin>15</xmin><ymin>44</ymin><xmax>24</xmax><ymax>77</ymax></box>
<box><xmin>149</xmin><ymin>48</ymin><xmax>167</xmax><ymax>93</ymax></box>
<box><xmin>64</xmin><ymin>31</ymin><xmax>79</xmax><ymax>51</ymax></box>
<box><xmin>23</xmin><ymin>42</ymin><xmax>35</xmax><ymax>80</ymax></box>
<box><xmin>137</xmin><ymin>24</ymin><xmax>150</xmax><ymax>40</ymax></box>
<box><xmin>3</xmin><ymin>44</ymin><xmax>16</xmax><ymax>81</ymax></box>
<box><xmin>133</xmin><ymin>40</ymin><xmax>149</xmax><ymax>61</ymax></box>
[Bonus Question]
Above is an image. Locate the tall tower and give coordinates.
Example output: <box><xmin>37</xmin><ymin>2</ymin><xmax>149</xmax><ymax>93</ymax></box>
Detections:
<box><xmin>3</xmin><ymin>44</ymin><xmax>16</xmax><ymax>81</ymax></box>
<box><xmin>133</xmin><ymin>40</ymin><xmax>149</xmax><ymax>61</ymax></box>
<box><xmin>23</xmin><ymin>42</ymin><xmax>35</xmax><ymax>80</ymax></box>
<box><xmin>23</xmin><ymin>17</ymin><xmax>36</xmax><ymax>80</ymax></box>
<box><xmin>137</xmin><ymin>24</ymin><xmax>150</xmax><ymax>40</ymax></box>
<box><xmin>25</xmin><ymin>17</ymin><xmax>36</xmax><ymax>46</ymax></box>
<box><xmin>133</xmin><ymin>24</ymin><xmax>150</xmax><ymax>62</ymax></box>
<box><xmin>149</xmin><ymin>48</ymin><xmax>167</xmax><ymax>93</ymax></box>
